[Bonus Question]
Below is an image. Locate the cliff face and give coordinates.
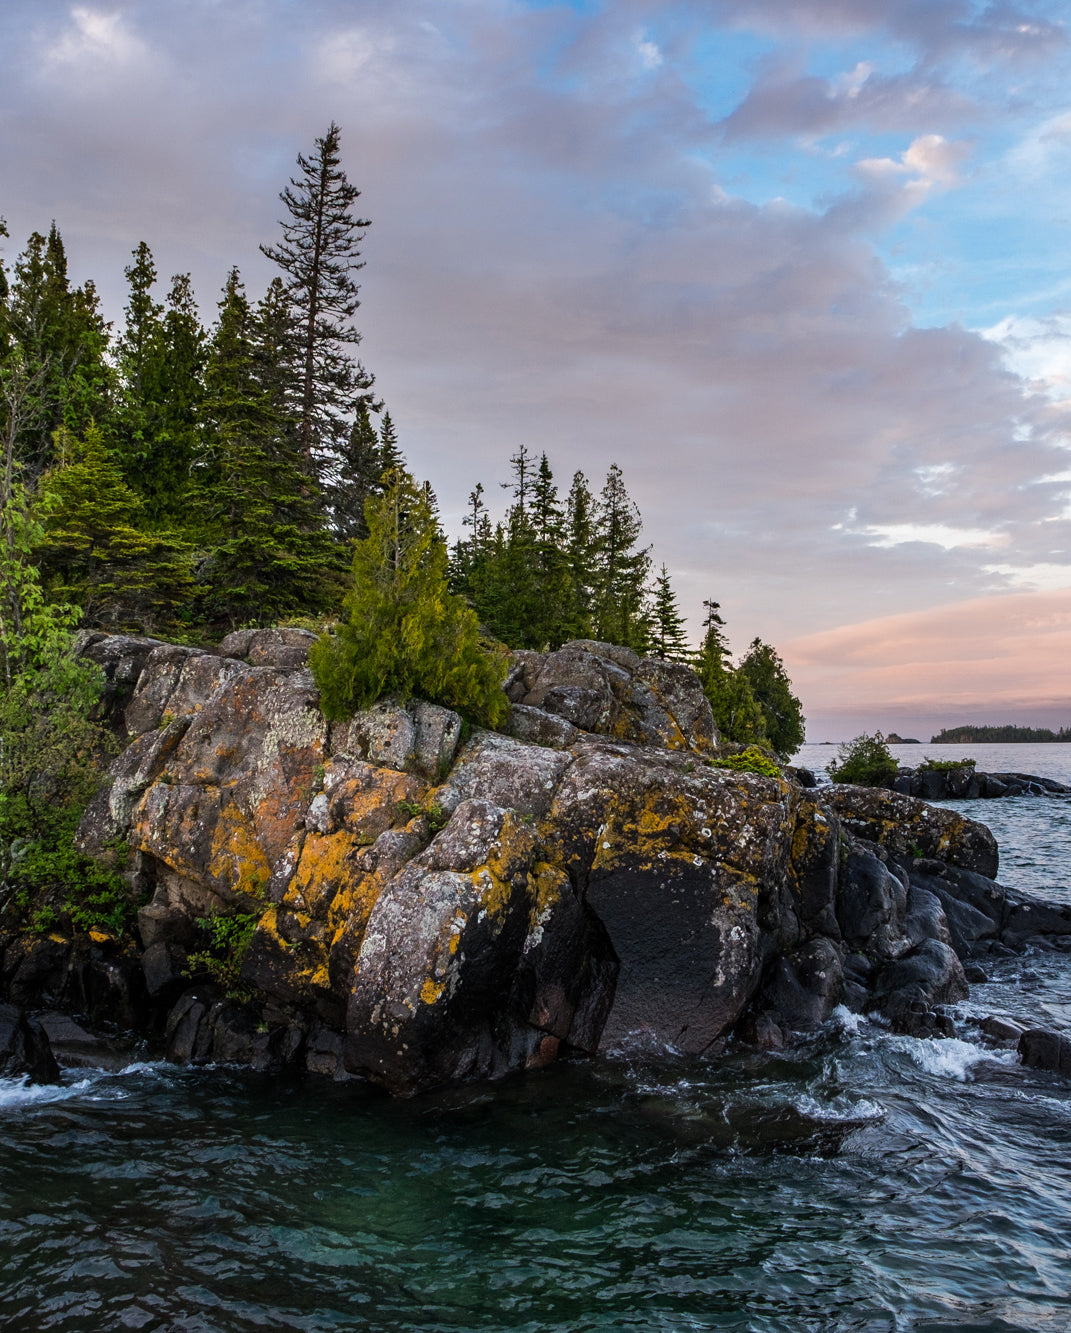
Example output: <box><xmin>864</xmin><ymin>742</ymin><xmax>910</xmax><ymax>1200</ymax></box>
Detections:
<box><xmin>5</xmin><ymin>629</ymin><xmax>1057</xmax><ymax>1095</ymax></box>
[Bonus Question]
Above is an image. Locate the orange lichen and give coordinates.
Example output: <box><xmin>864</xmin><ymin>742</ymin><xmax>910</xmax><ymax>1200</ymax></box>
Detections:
<box><xmin>208</xmin><ymin>801</ymin><xmax>272</xmax><ymax>893</ymax></box>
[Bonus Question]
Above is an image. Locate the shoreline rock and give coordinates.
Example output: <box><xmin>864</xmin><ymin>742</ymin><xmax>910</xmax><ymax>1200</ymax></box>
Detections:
<box><xmin>3</xmin><ymin>630</ymin><xmax>1071</xmax><ymax>1094</ymax></box>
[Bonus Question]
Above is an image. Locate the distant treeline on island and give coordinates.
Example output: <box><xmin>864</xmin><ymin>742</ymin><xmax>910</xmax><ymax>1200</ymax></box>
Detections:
<box><xmin>928</xmin><ymin>725</ymin><xmax>1071</xmax><ymax>744</ymax></box>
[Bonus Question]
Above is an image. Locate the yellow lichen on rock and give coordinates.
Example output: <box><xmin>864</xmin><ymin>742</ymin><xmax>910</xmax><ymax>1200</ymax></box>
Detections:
<box><xmin>208</xmin><ymin>801</ymin><xmax>272</xmax><ymax>894</ymax></box>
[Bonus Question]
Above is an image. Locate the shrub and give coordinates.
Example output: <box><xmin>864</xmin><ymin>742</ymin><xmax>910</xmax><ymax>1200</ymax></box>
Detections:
<box><xmin>918</xmin><ymin>756</ymin><xmax>976</xmax><ymax>774</ymax></box>
<box><xmin>709</xmin><ymin>746</ymin><xmax>782</xmax><ymax>779</ymax></box>
<box><xmin>185</xmin><ymin>911</ymin><xmax>260</xmax><ymax>997</ymax></box>
<box><xmin>311</xmin><ymin>470</ymin><xmax>508</xmax><ymax>728</ymax></box>
<box><xmin>827</xmin><ymin>732</ymin><xmax>899</xmax><ymax>787</ymax></box>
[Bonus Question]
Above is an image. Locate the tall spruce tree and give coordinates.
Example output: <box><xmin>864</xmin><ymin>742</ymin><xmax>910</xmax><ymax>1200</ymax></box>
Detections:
<box><xmin>591</xmin><ymin>463</ymin><xmax>651</xmax><ymax>651</ymax></box>
<box><xmin>260</xmin><ymin>122</ymin><xmax>374</xmax><ymax>484</ymax></box>
<box><xmin>4</xmin><ymin>225</ymin><xmax>112</xmax><ymax>480</ymax></box>
<box><xmin>196</xmin><ymin>268</ymin><xmax>337</xmax><ymax>626</ymax></box>
<box><xmin>694</xmin><ymin>599</ymin><xmax>766</xmax><ymax>746</ymax></box>
<box><xmin>650</xmin><ymin>565</ymin><xmax>689</xmax><ymax>660</ymax></box>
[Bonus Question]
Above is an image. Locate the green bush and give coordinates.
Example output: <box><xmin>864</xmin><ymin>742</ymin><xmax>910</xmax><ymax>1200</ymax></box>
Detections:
<box><xmin>709</xmin><ymin>746</ymin><xmax>782</xmax><ymax>779</ymax></box>
<box><xmin>918</xmin><ymin>756</ymin><xmax>976</xmax><ymax>773</ymax></box>
<box><xmin>311</xmin><ymin>470</ymin><xmax>508</xmax><ymax>728</ymax></box>
<box><xmin>827</xmin><ymin>732</ymin><xmax>899</xmax><ymax>787</ymax></box>
<box><xmin>185</xmin><ymin>911</ymin><xmax>261</xmax><ymax>997</ymax></box>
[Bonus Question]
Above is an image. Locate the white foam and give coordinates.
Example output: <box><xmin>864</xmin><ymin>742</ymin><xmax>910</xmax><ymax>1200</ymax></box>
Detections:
<box><xmin>891</xmin><ymin>1034</ymin><xmax>1018</xmax><ymax>1081</ymax></box>
<box><xmin>0</xmin><ymin>1074</ymin><xmax>97</xmax><ymax>1110</ymax></box>
<box><xmin>829</xmin><ymin>1004</ymin><xmax>867</xmax><ymax>1034</ymax></box>
<box><xmin>792</xmin><ymin>1092</ymin><xmax>884</xmax><ymax>1125</ymax></box>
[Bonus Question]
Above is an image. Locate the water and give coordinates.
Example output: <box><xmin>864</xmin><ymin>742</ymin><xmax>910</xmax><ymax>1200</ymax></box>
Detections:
<box><xmin>4</xmin><ymin>749</ymin><xmax>1071</xmax><ymax>1331</ymax></box>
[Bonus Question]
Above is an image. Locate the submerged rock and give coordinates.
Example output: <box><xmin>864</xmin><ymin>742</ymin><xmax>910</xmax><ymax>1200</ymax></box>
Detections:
<box><xmin>6</xmin><ymin>634</ymin><xmax>1070</xmax><ymax>1093</ymax></box>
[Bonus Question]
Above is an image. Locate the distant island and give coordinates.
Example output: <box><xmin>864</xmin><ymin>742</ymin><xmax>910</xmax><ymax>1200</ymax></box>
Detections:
<box><xmin>930</xmin><ymin>725</ymin><xmax>1071</xmax><ymax>744</ymax></box>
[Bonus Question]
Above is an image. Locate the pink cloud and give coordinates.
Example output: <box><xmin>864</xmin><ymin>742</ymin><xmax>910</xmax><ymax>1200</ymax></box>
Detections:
<box><xmin>784</xmin><ymin>588</ymin><xmax>1071</xmax><ymax>736</ymax></box>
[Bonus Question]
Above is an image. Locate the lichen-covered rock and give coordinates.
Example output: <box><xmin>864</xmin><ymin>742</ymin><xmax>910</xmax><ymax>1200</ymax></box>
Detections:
<box><xmin>505</xmin><ymin>640</ymin><xmax>717</xmax><ymax>754</ymax></box>
<box><xmin>823</xmin><ymin>785</ymin><xmax>998</xmax><ymax>878</ymax></box>
<box><xmin>218</xmin><ymin>626</ymin><xmax>318</xmax><ymax>670</ymax></box>
<box><xmin>6</xmin><ymin>630</ymin><xmax>1061</xmax><ymax>1095</ymax></box>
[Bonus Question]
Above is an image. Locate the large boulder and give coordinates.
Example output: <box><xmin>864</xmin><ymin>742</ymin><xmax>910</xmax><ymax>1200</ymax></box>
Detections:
<box><xmin>505</xmin><ymin>640</ymin><xmax>717</xmax><ymax>754</ymax></box>
<box><xmin>4</xmin><ymin>631</ymin><xmax>1058</xmax><ymax>1095</ymax></box>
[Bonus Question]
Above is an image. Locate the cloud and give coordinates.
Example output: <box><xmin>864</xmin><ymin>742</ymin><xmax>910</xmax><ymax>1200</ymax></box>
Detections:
<box><xmin>784</xmin><ymin>588</ymin><xmax>1071</xmax><ymax>735</ymax></box>
<box><xmin>1</xmin><ymin>0</ymin><xmax>1070</xmax><ymax>684</ymax></box>
<box><xmin>46</xmin><ymin>6</ymin><xmax>149</xmax><ymax>69</ymax></box>
<box><xmin>722</xmin><ymin>64</ymin><xmax>978</xmax><ymax>141</ymax></box>
<box><xmin>710</xmin><ymin>0</ymin><xmax>1067</xmax><ymax>68</ymax></box>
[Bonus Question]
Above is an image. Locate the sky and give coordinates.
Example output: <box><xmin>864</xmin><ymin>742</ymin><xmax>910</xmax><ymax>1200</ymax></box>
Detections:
<box><xmin>3</xmin><ymin>0</ymin><xmax>1071</xmax><ymax>741</ymax></box>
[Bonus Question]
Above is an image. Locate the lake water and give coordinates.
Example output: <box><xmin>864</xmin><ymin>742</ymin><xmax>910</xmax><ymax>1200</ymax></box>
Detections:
<box><xmin>3</xmin><ymin>747</ymin><xmax>1071</xmax><ymax>1332</ymax></box>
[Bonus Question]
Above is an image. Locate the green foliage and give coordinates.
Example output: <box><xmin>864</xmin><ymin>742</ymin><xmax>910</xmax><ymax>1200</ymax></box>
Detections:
<box><xmin>311</xmin><ymin>470</ymin><xmax>508</xmax><ymax>727</ymax></box>
<box><xmin>36</xmin><ymin>425</ymin><xmax>199</xmax><ymax>631</ymax></box>
<box><xmin>650</xmin><ymin>564</ymin><xmax>690</xmax><ymax>661</ymax></box>
<box><xmin>186</xmin><ymin>911</ymin><xmax>260</xmax><ymax>997</ymax></box>
<box><xmin>694</xmin><ymin>600</ymin><xmax>767</xmax><ymax>746</ymax></box>
<box><xmin>738</xmin><ymin>638</ymin><xmax>806</xmax><ymax>759</ymax></box>
<box><xmin>827</xmin><ymin>732</ymin><xmax>899</xmax><ymax>787</ymax></box>
<box><xmin>194</xmin><ymin>268</ymin><xmax>339</xmax><ymax>627</ymax></box>
<box><xmin>708</xmin><ymin>746</ymin><xmax>782</xmax><ymax>779</ymax></box>
<box><xmin>918</xmin><ymin>756</ymin><xmax>977</xmax><ymax>773</ymax></box>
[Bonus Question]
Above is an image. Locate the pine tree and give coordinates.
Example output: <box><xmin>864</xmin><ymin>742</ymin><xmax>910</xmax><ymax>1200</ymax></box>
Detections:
<box><xmin>196</xmin><ymin>268</ymin><xmax>338</xmax><ymax>627</ymax></box>
<box><xmin>591</xmin><ymin>463</ymin><xmax>651</xmax><ymax>651</ymax></box>
<box><xmin>650</xmin><ymin>565</ymin><xmax>689</xmax><ymax>660</ymax></box>
<box><xmin>260</xmin><ymin>122</ymin><xmax>374</xmax><ymax>479</ymax></box>
<box><xmin>695</xmin><ymin>600</ymin><xmax>766</xmax><ymax>746</ymax></box>
<box><xmin>738</xmin><ymin>639</ymin><xmax>806</xmax><ymax>758</ymax></box>
<box><xmin>35</xmin><ymin>425</ymin><xmax>198</xmax><ymax>630</ymax></box>
<box><xmin>4</xmin><ymin>225</ymin><xmax>113</xmax><ymax>480</ymax></box>
<box><xmin>310</xmin><ymin>469</ymin><xmax>507</xmax><ymax>726</ymax></box>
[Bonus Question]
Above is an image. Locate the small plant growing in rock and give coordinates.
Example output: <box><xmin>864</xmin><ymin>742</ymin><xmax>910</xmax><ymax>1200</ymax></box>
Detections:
<box><xmin>185</xmin><ymin>911</ymin><xmax>260</xmax><ymax>998</ymax></box>
<box><xmin>918</xmin><ymin>756</ymin><xmax>976</xmax><ymax>774</ymax></box>
<box><xmin>709</xmin><ymin>746</ymin><xmax>782</xmax><ymax>779</ymax></box>
<box><xmin>827</xmin><ymin>732</ymin><xmax>898</xmax><ymax>787</ymax></box>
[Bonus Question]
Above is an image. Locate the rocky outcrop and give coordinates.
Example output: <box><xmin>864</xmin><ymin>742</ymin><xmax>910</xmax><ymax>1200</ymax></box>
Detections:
<box><xmin>5</xmin><ymin>628</ymin><xmax>1071</xmax><ymax>1093</ymax></box>
<box><xmin>870</xmin><ymin>762</ymin><xmax>1069</xmax><ymax>801</ymax></box>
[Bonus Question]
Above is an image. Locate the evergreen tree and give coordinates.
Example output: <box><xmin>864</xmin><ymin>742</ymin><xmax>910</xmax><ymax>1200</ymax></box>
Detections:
<box><xmin>738</xmin><ymin>638</ymin><xmax>806</xmax><ymax>758</ymax></box>
<box><xmin>326</xmin><ymin>402</ymin><xmax>383</xmax><ymax>542</ymax></box>
<box><xmin>310</xmin><ymin>469</ymin><xmax>507</xmax><ymax>726</ymax></box>
<box><xmin>4</xmin><ymin>225</ymin><xmax>112</xmax><ymax>479</ymax></box>
<box><xmin>591</xmin><ymin>463</ymin><xmax>651</xmax><ymax>651</ymax></box>
<box><xmin>695</xmin><ymin>600</ymin><xmax>766</xmax><ymax>746</ymax></box>
<box><xmin>114</xmin><ymin>241</ymin><xmax>165</xmax><ymax>485</ymax></box>
<box><xmin>378</xmin><ymin>411</ymin><xmax>404</xmax><ymax>475</ymax></box>
<box><xmin>650</xmin><ymin>565</ymin><xmax>689</xmax><ymax>660</ymax></box>
<box><xmin>35</xmin><ymin>425</ymin><xmax>197</xmax><ymax>631</ymax></box>
<box><xmin>565</xmin><ymin>469</ymin><xmax>596</xmax><ymax>637</ymax></box>
<box><xmin>196</xmin><ymin>268</ymin><xmax>338</xmax><ymax>627</ymax></box>
<box><xmin>260</xmin><ymin>122</ymin><xmax>374</xmax><ymax>478</ymax></box>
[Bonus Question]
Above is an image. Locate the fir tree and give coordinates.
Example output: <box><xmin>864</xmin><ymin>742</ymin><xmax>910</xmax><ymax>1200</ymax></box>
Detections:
<box><xmin>260</xmin><ymin>122</ymin><xmax>374</xmax><ymax>477</ymax></box>
<box><xmin>196</xmin><ymin>268</ymin><xmax>338</xmax><ymax>627</ymax></box>
<box><xmin>310</xmin><ymin>469</ymin><xmax>507</xmax><ymax>726</ymax></box>
<box><xmin>36</xmin><ymin>425</ymin><xmax>198</xmax><ymax>631</ymax></box>
<box><xmin>591</xmin><ymin>463</ymin><xmax>651</xmax><ymax>651</ymax></box>
<box><xmin>565</xmin><ymin>469</ymin><xmax>596</xmax><ymax>636</ymax></box>
<box><xmin>4</xmin><ymin>225</ymin><xmax>112</xmax><ymax>479</ymax></box>
<box><xmin>738</xmin><ymin>638</ymin><xmax>805</xmax><ymax>758</ymax></box>
<box><xmin>650</xmin><ymin>565</ymin><xmax>689</xmax><ymax>660</ymax></box>
<box><xmin>378</xmin><ymin>411</ymin><xmax>404</xmax><ymax>475</ymax></box>
<box><xmin>695</xmin><ymin>600</ymin><xmax>766</xmax><ymax>746</ymax></box>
